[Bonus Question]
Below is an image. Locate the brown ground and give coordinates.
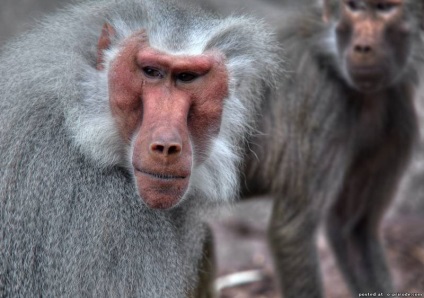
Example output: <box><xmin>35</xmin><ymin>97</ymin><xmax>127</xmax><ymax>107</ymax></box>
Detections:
<box><xmin>209</xmin><ymin>199</ymin><xmax>424</xmax><ymax>298</ymax></box>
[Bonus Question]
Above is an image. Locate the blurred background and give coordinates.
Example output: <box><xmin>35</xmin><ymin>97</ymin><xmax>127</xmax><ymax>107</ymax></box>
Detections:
<box><xmin>1</xmin><ymin>1</ymin><xmax>423</xmax><ymax>297</ymax></box>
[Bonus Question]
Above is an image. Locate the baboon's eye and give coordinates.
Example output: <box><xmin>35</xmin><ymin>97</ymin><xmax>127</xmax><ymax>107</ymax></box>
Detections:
<box><xmin>375</xmin><ymin>2</ymin><xmax>397</xmax><ymax>13</ymax></box>
<box><xmin>176</xmin><ymin>72</ymin><xmax>199</xmax><ymax>82</ymax></box>
<box><xmin>346</xmin><ymin>0</ymin><xmax>360</xmax><ymax>11</ymax></box>
<box><xmin>142</xmin><ymin>67</ymin><xmax>164</xmax><ymax>79</ymax></box>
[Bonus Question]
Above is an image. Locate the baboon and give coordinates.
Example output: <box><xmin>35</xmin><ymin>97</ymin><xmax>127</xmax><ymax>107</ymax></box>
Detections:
<box><xmin>0</xmin><ymin>0</ymin><xmax>71</xmax><ymax>45</ymax></box>
<box><xmin>194</xmin><ymin>0</ymin><xmax>424</xmax><ymax>297</ymax></box>
<box><xmin>0</xmin><ymin>0</ymin><xmax>280</xmax><ymax>296</ymax></box>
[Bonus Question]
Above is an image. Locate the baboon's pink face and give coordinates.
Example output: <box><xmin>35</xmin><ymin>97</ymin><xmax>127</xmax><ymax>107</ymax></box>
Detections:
<box><xmin>100</xmin><ymin>27</ymin><xmax>228</xmax><ymax>209</ymax></box>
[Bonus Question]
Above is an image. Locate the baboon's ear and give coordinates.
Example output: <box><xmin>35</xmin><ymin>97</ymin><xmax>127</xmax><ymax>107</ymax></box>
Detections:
<box><xmin>96</xmin><ymin>23</ymin><xmax>116</xmax><ymax>71</ymax></box>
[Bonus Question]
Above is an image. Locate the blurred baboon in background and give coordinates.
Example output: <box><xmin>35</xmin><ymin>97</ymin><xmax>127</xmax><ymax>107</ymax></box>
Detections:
<box><xmin>0</xmin><ymin>0</ymin><xmax>280</xmax><ymax>296</ymax></box>
<box><xmin>194</xmin><ymin>0</ymin><xmax>424</xmax><ymax>297</ymax></box>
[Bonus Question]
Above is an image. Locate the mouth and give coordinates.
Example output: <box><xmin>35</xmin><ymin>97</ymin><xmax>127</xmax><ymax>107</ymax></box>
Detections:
<box><xmin>135</xmin><ymin>168</ymin><xmax>188</xmax><ymax>180</ymax></box>
<box><xmin>350</xmin><ymin>66</ymin><xmax>383</xmax><ymax>77</ymax></box>
<box><xmin>348</xmin><ymin>67</ymin><xmax>386</xmax><ymax>92</ymax></box>
<box><xmin>351</xmin><ymin>78</ymin><xmax>384</xmax><ymax>93</ymax></box>
<box><xmin>133</xmin><ymin>166</ymin><xmax>190</xmax><ymax>209</ymax></box>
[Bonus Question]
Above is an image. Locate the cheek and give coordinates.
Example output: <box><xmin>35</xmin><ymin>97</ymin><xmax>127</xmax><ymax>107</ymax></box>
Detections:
<box><xmin>188</xmin><ymin>68</ymin><xmax>228</xmax><ymax>163</ymax></box>
<box><xmin>190</xmin><ymin>103</ymin><xmax>223</xmax><ymax>140</ymax></box>
<box><xmin>188</xmin><ymin>97</ymin><xmax>225</xmax><ymax>164</ymax></box>
<box><xmin>336</xmin><ymin>19</ymin><xmax>352</xmax><ymax>49</ymax></box>
<box><xmin>109</xmin><ymin>97</ymin><xmax>143</xmax><ymax>142</ymax></box>
<box><xmin>385</xmin><ymin>26</ymin><xmax>412</xmax><ymax>70</ymax></box>
<box><xmin>108</xmin><ymin>65</ymin><xmax>144</xmax><ymax>141</ymax></box>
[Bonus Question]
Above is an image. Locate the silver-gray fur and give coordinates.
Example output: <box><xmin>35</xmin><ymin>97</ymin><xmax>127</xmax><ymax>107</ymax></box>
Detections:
<box><xmin>0</xmin><ymin>0</ymin><xmax>280</xmax><ymax>296</ymax></box>
<box><xmin>192</xmin><ymin>0</ymin><xmax>424</xmax><ymax>297</ymax></box>
<box><xmin>0</xmin><ymin>0</ymin><xmax>74</xmax><ymax>45</ymax></box>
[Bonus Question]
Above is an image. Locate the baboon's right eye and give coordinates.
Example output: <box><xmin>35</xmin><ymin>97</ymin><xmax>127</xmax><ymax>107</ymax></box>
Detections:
<box><xmin>142</xmin><ymin>67</ymin><xmax>164</xmax><ymax>79</ymax></box>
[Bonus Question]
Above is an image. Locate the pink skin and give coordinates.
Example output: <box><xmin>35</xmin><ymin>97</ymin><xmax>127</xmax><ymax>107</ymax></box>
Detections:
<box><xmin>97</xmin><ymin>25</ymin><xmax>228</xmax><ymax>209</ymax></box>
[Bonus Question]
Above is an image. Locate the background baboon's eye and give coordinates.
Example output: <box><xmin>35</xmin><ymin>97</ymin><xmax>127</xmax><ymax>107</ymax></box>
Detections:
<box><xmin>375</xmin><ymin>2</ymin><xmax>396</xmax><ymax>12</ymax></box>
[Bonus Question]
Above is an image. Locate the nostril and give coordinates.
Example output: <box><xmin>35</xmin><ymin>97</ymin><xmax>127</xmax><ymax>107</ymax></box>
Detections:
<box><xmin>354</xmin><ymin>44</ymin><xmax>372</xmax><ymax>53</ymax></box>
<box><xmin>363</xmin><ymin>46</ymin><xmax>371</xmax><ymax>53</ymax></box>
<box><xmin>150</xmin><ymin>142</ymin><xmax>182</xmax><ymax>156</ymax></box>
<box><xmin>151</xmin><ymin>143</ymin><xmax>165</xmax><ymax>154</ymax></box>
<box><xmin>168</xmin><ymin>144</ymin><xmax>181</xmax><ymax>155</ymax></box>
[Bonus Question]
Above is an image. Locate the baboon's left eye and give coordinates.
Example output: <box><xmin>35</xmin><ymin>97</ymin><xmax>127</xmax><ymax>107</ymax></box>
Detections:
<box><xmin>375</xmin><ymin>2</ymin><xmax>397</xmax><ymax>12</ymax></box>
<box><xmin>176</xmin><ymin>72</ymin><xmax>199</xmax><ymax>82</ymax></box>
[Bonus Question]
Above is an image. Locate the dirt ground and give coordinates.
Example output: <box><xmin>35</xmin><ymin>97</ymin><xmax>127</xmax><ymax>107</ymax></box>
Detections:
<box><xmin>209</xmin><ymin>198</ymin><xmax>424</xmax><ymax>298</ymax></box>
